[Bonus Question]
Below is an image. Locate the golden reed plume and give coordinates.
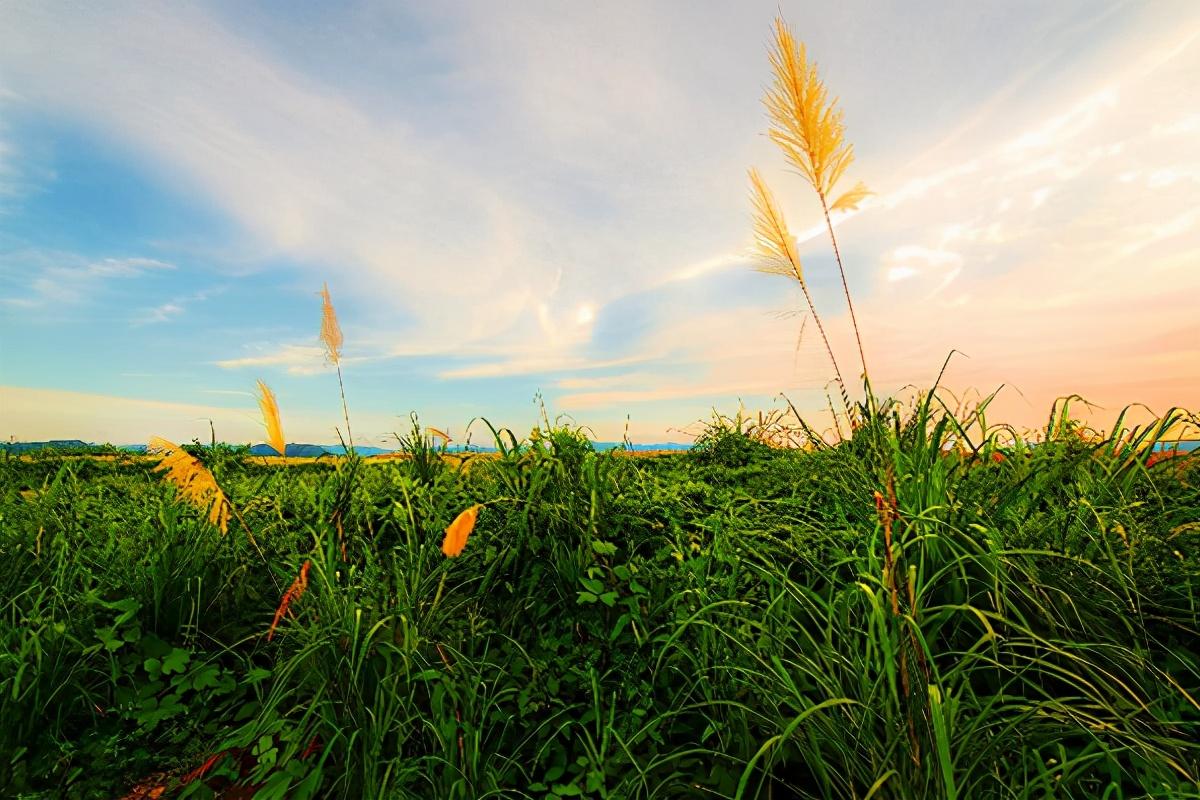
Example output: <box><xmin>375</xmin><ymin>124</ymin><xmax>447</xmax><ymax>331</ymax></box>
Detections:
<box><xmin>748</xmin><ymin>168</ymin><xmax>846</xmax><ymax>392</ymax></box>
<box><xmin>442</xmin><ymin>504</ymin><xmax>482</xmax><ymax>557</ymax></box>
<box><xmin>749</xmin><ymin>167</ymin><xmax>803</xmax><ymax>281</ymax></box>
<box><xmin>267</xmin><ymin>559</ymin><xmax>311</xmax><ymax>641</ymax></box>
<box><xmin>764</xmin><ymin>18</ymin><xmax>866</xmax><ymax>210</ymax></box>
<box><xmin>319</xmin><ymin>282</ymin><xmax>343</xmax><ymax>365</ymax></box>
<box><xmin>256</xmin><ymin>380</ymin><xmax>287</xmax><ymax>457</ymax></box>
<box><xmin>764</xmin><ymin>17</ymin><xmax>871</xmax><ymax>381</ymax></box>
<box><xmin>147</xmin><ymin>437</ymin><xmax>232</xmax><ymax>534</ymax></box>
<box><xmin>319</xmin><ymin>282</ymin><xmax>353</xmax><ymax>447</ymax></box>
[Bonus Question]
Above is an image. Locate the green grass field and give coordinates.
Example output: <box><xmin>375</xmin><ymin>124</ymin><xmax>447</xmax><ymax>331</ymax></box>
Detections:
<box><xmin>3</xmin><ymin>394</ymin><xmax>1198</xmax><ymax>799</ymax></box>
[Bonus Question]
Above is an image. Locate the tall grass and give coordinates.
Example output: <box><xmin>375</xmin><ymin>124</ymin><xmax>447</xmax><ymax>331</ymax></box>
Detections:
<box><xmin>2</xmin><ymin>396</ymin><xmax>1197</xmax><ymax>797</ymax></box>
<box><xmin>1</xmin><ymin>13</ymin><xmax>1197</xmax><ymax>800</ymax></box>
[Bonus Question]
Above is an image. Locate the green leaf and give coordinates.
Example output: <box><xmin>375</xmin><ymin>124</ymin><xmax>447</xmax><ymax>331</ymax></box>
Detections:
<box><xmin>580</xmin><ymin>577</ymin><xmax>605</xmax><ymax>594</ymax></box>
<box><xmin>96</xmin><ymin>627</ymin><xmax>125</xmax><ymax>652</ymax></box>
<box><xmin>162</xmin><ymin>647</ymin><xmax>191</xmax><ymax>675</ymax></box>
<box><xmin>245</xmin><ymin>667</ymin><xmax>272</xmax><ymax>685</ymax></box>
<box><xmin>190</xmin><ymin>665</ymin><xmax>222</xmax><ymax>691</ymax></box>
<box><xmin>591</xmin><ymin>540</ymin><xmax>617</xmax><ymax>556</ymax></box>
<box><xmin>586</xmin><ymin>769</ymin><xmax>604</xmax><ymax>793</ymax></box>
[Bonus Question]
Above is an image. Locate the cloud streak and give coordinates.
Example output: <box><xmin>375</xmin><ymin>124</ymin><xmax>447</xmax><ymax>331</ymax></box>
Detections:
<box><xmin>1</xmin><ymin>253</ymin><xmax>173</xmax><ymax>308</ymax></box>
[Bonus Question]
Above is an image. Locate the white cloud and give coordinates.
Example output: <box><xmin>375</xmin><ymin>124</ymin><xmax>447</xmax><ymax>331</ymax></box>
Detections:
<box><xmin>0</xmin><ymin>2</ymin><xmax>763</xmax><ymax>359</ymax></box>
<box><xmin>130</xmin><ymin>286</ymin><xmax>221</xmax><ymax>326</ymax></box>
<box><xmin>1002</xmin><ymin>88</ymin><xmax>1118</xmax><ymax>156</ymax></box>
<box><xmin>1</xmin><ymin>253</ymin><xmax>174</xmax><ymax>307</ymax></box>
<box><xmin>135</xmin><ymin>302</ymin><xmax>184</xmax><ymax>325</ymax></box>
<box><xmin>214</xmin><ymin>344</ymin><xmax>327</xmax><ymax>375</ymax></box>
<box><xmin>439</xmin><ymin>353</ymin><xmax>651</xmax><ymax>381</ymax></box>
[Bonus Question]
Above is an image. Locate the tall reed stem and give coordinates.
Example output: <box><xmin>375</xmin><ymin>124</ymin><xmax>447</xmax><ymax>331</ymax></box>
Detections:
<box><xmin>335</xmin><ymin>362</ymin><xmax>353</xmax><ymax>450</ymax></box>
<box><xmin>797</xmin><ymin>276</ymin><xmax>848</xmax><ymax>405</ymax></box>
<box><xmin>820</xmin><ymin>196</ymin><xmax>869</xmax><ymax>383</ymax></box>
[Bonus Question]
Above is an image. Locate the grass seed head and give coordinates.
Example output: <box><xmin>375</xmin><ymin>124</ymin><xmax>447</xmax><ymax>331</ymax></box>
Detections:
<box><xmin>147</xmin><ymin>436</ymin><xmax>231</xmax><ymax>534</ymax></box>
<box><xmin>319</xmin><ymin>282</ymin><xmax>343</xmax><ymax>365</ymax></box>
<box><xmin>748</xmin><ymin>167</ymin><xmax>803</xmax><ymax>282</ymax></box>
<box><xmin>442</xmin><ymin>504</ymin><xmax>482</xmax><ymax>557</ymax></box>
<box><xmin>268</xmin><ymin>559</ymin><xmax>311</xmax><ymax>641</ymax></box>
<box><xmin>255</xmin><ymin>380</ymin><xmax>287</xmax><ymax>457</ymax></box>
<box><xmin>764</xmin><ymin>17</ymin><xmax>867</xmax><ymax>208</ymax></box>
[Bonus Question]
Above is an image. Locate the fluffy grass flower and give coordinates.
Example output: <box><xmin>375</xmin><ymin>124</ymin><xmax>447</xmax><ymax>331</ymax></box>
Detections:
<box><xmin>763</xmin><ymin>16</ymin><xmax>872</xmax><ymax>381</ymax></box>
<box><xmin>256</xmin><ymin>380</ymin><xmax>287</xmax><ymax>457</ymax></box>
<box><xmin>749</xmin><ymin>167</ymin><xmax>846</xmax><ymax>392</ymax></box>
<box><xmin>268</xmin><ymin>560</ymin><xmax>311</xmax><ymax>641</ymax></box>
<box><xmin>319</xmin><ymin>282</ymin><xmax>343</xmax><ymax>366</ymax></box>
<box><xmin>442</xmin><ymin>504</ymin><xmax>482</xmax><ymax>557</ymax></box>
<box><xmin>147</xmin><ymin>437</ymin><xmax>232</xmax><ymax>534</ymax></box>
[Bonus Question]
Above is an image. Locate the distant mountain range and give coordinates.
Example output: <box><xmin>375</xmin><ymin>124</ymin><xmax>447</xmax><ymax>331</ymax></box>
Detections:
<box><xmin>4</xmin><ymin>438</ymin><xmax>1195</xmax><ymax>455</ymax></box>
<box><xmin>3</xmin><ymin>440</ymin><xmax>694</xmax><ymax>456</ymax></box>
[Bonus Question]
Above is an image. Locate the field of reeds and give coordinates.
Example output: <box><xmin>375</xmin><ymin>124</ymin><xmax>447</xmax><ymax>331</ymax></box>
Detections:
<box><xmin>3</xmin><ymin>396</ymin><xmax>1199</xmax><ymax>799</ymax></box>
<box><xmin>3</xmin><ymin>16</ymin><xmax>1199</xmax><ymax>799</ymax></box>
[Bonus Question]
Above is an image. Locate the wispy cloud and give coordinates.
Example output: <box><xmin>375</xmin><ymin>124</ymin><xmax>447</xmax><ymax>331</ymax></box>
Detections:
<box><xmin>130</xmin><ymin>286</ymin><xmax>222</xmax><ymax>326</ymax></box>
<box><xmin>134</xmin><ymin>302</ymin><xmax>183</xmax><ymax>325</ymax></box>
<box><xmin>440</xmin><ymin>353</ymin><xmax>653</xmax><ymax>381</ymax></box>
<box><xmin>214</xmin><ymin>344</ymin><xmax>326</xmax><ymax>375</ymax></box>
<box><xmin>1</xmin><ymin>253</ymin><xmax>173</xmax><ymax>308</ymax></box>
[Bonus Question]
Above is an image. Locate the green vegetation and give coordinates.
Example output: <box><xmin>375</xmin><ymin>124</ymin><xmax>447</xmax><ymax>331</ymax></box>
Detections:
<box><xmin>2</xmin><ymin>390</ymin><xmax>1198</xmax><ymax>798</ymax></box>
<box><xmin>4</xmin><ymin>15</ymin><xmax>1197</xmax><ymax>799</ymax></box>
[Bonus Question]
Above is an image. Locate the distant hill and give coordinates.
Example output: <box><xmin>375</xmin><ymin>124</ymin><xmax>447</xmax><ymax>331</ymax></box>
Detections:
<box><xmin>247</xmin><ymin>443</ymin><xmax>392</xmax><ymax>457</ymax></box>
<box><xmin>4</xmin><ymin>439</ymin><xmax>695</xmax><ymax>456</ymax></box>
<box><xmin>1</xmin><ymin>439</ymin><xmax>92</xmax><ymax>453</ymax></box>
<box><xmin>10</xmin><ymin>438</ymin><xmax>1190</xmax><ymax>458</ymax></box>
<box><xmin>594</xmin><ymin>441</ymin><xmax>691</xmax><ymax>452</ymax></box>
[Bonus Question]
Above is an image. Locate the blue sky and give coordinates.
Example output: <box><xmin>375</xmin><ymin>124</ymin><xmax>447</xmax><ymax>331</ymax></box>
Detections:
<box><xmin>2</xmin><ymin>1</ymin><xmax>1198</xmax><ymax>446</ymax></box>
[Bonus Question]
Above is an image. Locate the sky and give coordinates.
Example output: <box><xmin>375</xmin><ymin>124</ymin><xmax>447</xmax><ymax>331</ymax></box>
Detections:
<box><xmin>1</xmin><ymin>1</ymin><xmax>1198</xmax><ymax>447</ymax></box>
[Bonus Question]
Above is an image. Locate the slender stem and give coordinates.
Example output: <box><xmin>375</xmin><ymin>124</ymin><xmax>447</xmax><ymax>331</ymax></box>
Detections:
<box><xmin>820</xmin><ymin>195</ymin><xmax>869</xmax><ymax>383</ymax></box>
<box><xmin>767</xmin><ymin>193</ymin><xmax>852</xmax><ymax>419</ymax></box>
<box><xmin>826</xmin><ymin>390</ymin><xmax>845</xmax><ymax>444</ymax></box>
<box><xmin>795</xmin><ymin>276</ymin><xmax>851</xmax><ymax>418</ymax></box>
<box><xmin>230</xmin><ymin>503</ymin><xmax>279</xmax><ymax>591</ymax></box>
<box><xmin>335</xmin><ymin>362</ymin><xmax>353</xmax><ymax>451</ymax></box>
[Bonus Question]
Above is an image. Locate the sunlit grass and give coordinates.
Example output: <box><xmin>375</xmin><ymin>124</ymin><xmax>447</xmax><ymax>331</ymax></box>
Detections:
<box><xmin>1</xmin><ymin>14</ymin><xmax>1197</xmax><ymax>800</ymax></box>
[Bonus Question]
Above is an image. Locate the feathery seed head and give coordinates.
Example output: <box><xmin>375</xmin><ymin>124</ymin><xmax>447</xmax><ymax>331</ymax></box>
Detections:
<box><xmin>442</xmin><ymin>504</ymin><xmax>482</xmax><ymax>557</ymax></box>
<box><xmin>148</xmin><ymin>436</ymin><xmax>231</xmax><ymax>534</ymax></box>
<box><xmin>319</xmin><ymin>283</ymin><xmax>343</xmax><ymax>365</ymax></box>
<box><xmin>748</xmin><ymin>168</ymin><xmax>804</xmax><ymax>283</ymax></box>
<box><xmin>765</xmin><ymin>18</ymin><xmax>869</xmax><ymax>211</ymax></box>
<box><xmin>256</xmin><ymin>380</ymin><xmax>287</xmax><ymax>457</ymax></box>
<box><xmin>268</xmin><ymin>560</ymin><xmax>311</xmax><ymax>641</ymax></box>
<box><xmin>426</xmin><ymin>426</ymin><xmax>453</xmax><ymax>444</ymax></box>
